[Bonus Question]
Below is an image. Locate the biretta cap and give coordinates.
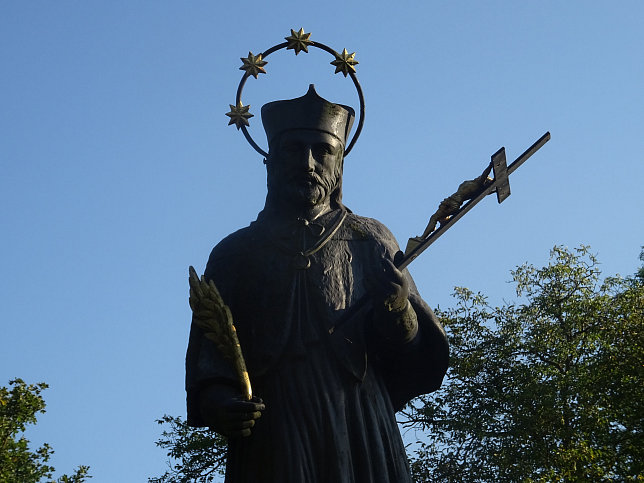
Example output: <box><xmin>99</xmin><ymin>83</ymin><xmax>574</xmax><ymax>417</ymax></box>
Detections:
<box><xmin>261</xmin><ymin>84</ymin><xmax>355</xmax><ymax>147</ymax></box>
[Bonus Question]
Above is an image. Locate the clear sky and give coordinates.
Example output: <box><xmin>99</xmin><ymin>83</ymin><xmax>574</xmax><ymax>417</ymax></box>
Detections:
<box><xmin>1</xmin><ymin>2</ymin><xmax>642</xmax><ymax>481</ymax></box>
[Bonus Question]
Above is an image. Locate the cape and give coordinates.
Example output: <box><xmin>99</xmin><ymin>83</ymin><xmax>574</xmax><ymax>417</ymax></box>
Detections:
<box><xmin>186</xmin><ymin>208</ymin><xmax>448</xmax><ymax>482</ymax></box>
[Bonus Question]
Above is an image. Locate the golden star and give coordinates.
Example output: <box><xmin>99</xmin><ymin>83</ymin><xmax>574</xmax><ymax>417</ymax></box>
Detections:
<box><xmin>330</xmin><ymin>48</ymin><xmax>358</xmax><ymax>77</ymax></box>
<box><xmin>225</xmin><ymin>102</ymin><xmax>254</xmax><ymax>129</ymax></box>
<box><xmin>239</xmin><ymin>52</ymin><xmax>267</xmax><ymax>79</ymax></box>
<box><xmin>285</xmin><ymin>28</ymin><xmax>312</xmax><ymax>55</ymax></box>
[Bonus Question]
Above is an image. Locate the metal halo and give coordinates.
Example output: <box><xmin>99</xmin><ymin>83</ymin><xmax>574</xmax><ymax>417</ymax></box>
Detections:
<box><xmin>229</xmin><ymin>31</ymin><xmax>365</xmax><ymax>158</ymax></box>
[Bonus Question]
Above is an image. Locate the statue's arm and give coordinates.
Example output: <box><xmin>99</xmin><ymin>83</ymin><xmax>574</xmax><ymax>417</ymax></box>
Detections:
<box><xmin>368</xmin><ymin>255</ymin><xmax>419</xmax><ymax>347</ymax></box>
<box><xmin>186</xmin><ymin>237</ymin><xmax>264</xmax><ymax>433</ymax></box>
<box><xmin>367</xmin><ymin>261</ymin><xmax>448</xmax><ymax>384</ymax></box>
<box><xmin>376</xmin><ymin>291</ymin><xmax>449</xmax><ymax>411</ymax></box>
<box><xmin>358</xmin><ymin>221</ymin><xmax>449</xmax><ymax>408</ymax></box>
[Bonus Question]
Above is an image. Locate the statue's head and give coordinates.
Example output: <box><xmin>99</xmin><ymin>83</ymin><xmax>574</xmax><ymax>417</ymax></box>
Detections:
<box><xmin>261</xmin><ymin>85</ymin><xmax>355</xmax><ymax>211</ymax></box>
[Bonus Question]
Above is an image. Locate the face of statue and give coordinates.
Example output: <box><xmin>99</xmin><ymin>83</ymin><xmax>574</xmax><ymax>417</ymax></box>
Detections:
<box><xmin>267</xmin><ymin>129</ymin><xmax>344</xmax><ymax>209</ymax></box>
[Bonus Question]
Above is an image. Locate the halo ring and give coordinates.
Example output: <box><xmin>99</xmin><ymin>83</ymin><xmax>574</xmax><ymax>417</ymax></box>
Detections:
<box><xmin>234</xmin><ymin>38</ymin><xmax>365</xmax><ymax>158</ymax></box>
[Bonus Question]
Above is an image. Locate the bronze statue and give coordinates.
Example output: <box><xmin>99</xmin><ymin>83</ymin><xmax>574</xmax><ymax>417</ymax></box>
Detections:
<box><xmin>186</xmin><ymin>81</ymin><xmax>449</xmax><ymax>482</ymax></box>
<box><xmin>185</xmin><ymin>29</ymin><xmax>550</xmax><ymax>482</ymax></box>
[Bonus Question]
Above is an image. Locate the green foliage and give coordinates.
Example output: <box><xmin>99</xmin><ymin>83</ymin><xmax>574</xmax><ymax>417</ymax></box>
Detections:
<box><xmin>0</xmin><ymin>379</ymin><xmax>90</xmax><ymax>483</ymax></box>
<box><xmin>149</xmin><ymin>415</ymin><xmax>228</xmax><ymax>483</ymax></box>
<box><xmin>404</xmin><ymin>246</ymin><xmax>643</xmax><ymax>482</ymax></box>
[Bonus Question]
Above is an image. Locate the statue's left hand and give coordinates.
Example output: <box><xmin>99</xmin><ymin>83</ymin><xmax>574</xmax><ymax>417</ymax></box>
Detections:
<box><xmin>369</xmin><ymin>250</ymin><xmax>418</xmax><ymax>346</ymax></box>
<box><xmin>372</xmin><ymin>251</ymin><xmax>409</xmax><ymax>313</ymax></box>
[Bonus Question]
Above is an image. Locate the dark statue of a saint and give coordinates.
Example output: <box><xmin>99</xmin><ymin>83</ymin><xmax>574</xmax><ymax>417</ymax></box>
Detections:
<box><xmin>185</xmin><ymin>84</ymin><xmax>449</xmax><ymax>482</ymax></box>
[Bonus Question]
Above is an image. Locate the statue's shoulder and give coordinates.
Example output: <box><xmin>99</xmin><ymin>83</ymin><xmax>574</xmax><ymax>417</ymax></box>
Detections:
<box><xmin>206</xmin><ymin>222</ymin><xmax>262</xmax><ymax>265</ymax></box>
<box><xmin>342</xmin><ymin>212</ymin><xmax>397</xmax><ymax>244</ymax></box>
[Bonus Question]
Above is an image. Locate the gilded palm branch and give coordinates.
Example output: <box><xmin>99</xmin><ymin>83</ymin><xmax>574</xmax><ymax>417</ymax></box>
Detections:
<box><xmin>188</xmin><ymin>266</ymin><xmax>252</xmax><ymax>401</ymax></box>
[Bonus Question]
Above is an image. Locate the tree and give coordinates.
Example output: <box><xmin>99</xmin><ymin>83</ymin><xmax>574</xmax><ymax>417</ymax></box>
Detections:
<box><xmin>149</xmin><ymin>415</ymin><xmax>227</xmax><ymax>483</ymax></box>
<box><xmin>0</xmin><ymin>379</ymin><xmax>90</xmax><ymax>483</ymax></box>
<box><xmin>404</xmin><ymin>246</ymin><xmax>643</xmax><ymax>482</ymax></box>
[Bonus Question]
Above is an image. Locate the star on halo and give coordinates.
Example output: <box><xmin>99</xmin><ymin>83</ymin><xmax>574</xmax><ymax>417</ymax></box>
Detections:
<box><xmin>225</xmin><ymin>101</ymin><xmax>254</xmax><ymax>129</ymax></box>
<box><xmin>239</xmin><ymin>52</ymin><xmax>267</xmax><ymax>79</ymax></box>
<box><xmin>285</xmin><ymin>28</ymin><xmax>312</xmax><ymax>55</ymax></box>
<box><xmin>330</xmin><ymin>48</ymin><xmax>358</xmax><ymax>77</ymax></box>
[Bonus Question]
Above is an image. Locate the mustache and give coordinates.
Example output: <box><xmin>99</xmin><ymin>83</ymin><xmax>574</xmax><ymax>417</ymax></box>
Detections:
<box><xmin>266</xmin><ymin>164</ymin><xmax>341</xmax><ymax>195</ymax></box>
<box><xmin>289</xmin><ymin>172</ymin><xmax>323</xmax><ymax>184</ymax></box>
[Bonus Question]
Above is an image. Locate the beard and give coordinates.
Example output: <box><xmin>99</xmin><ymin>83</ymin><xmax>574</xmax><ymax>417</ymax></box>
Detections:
<box><xmin>290</xmin><ymin>172</ymin><xmax>332</xmax><ymax>205</ymax></box>
<box><xmin>267</xmin><ymin>163</ymin><xmax>341</xmax><ymax>208</ymax></box>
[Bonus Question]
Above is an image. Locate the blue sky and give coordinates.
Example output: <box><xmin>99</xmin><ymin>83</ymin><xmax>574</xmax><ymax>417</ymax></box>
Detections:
<box><xmin>1</xmin><ymin>2</ymin><xmax>643</xmax><ymax>481</ymax></box>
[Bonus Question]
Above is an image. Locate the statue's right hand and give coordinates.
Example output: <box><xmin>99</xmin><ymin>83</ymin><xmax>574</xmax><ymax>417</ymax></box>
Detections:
<box><xmin>199</xmin><ymin>385</ymin><xmax>265</xmax><ymax>438</ymax></box>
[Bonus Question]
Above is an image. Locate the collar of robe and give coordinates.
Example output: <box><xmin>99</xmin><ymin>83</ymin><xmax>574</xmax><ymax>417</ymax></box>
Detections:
<box><xmin>264</xmin><ymin>208</ymin><xmax>348</xmax><ymax>270</ymax></box>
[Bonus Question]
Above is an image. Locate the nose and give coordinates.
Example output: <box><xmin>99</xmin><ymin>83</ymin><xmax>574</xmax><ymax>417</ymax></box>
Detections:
<box><xmin>302</xmin><ymin>145</ymin><xmax>315</xmax><ymax>172</ymax></box>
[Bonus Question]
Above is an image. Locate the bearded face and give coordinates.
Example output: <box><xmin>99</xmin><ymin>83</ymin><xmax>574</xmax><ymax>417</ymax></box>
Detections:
<box><xmin>266</xmin><ymin>130</ymin><xmax>344</xmax><ymax>208</ymax></box>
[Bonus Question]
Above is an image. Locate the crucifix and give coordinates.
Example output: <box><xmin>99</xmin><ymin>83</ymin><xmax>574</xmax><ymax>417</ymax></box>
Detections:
<box><xmin>329</xmin><ymin>131</ymin><xmax>551</xmax><ymax>334</ymax></box>
<box><xmin>402</xmin><ymin>131</ymin><xmax>551</xmax><ymax>270</ymax></box>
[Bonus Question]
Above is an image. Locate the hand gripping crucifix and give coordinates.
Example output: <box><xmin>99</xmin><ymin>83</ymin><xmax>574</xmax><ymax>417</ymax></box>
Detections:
<box><xmin>329</xmin><ymin>131</ymin><xmax>550</xmax><ymax>334</ymax></box>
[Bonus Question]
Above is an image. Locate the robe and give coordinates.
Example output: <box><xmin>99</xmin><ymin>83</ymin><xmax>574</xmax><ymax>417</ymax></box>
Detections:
<box><xmin>186</xmin><ymin>207</ymin><xmax>448</xmax><ymax>482</ymax></box>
